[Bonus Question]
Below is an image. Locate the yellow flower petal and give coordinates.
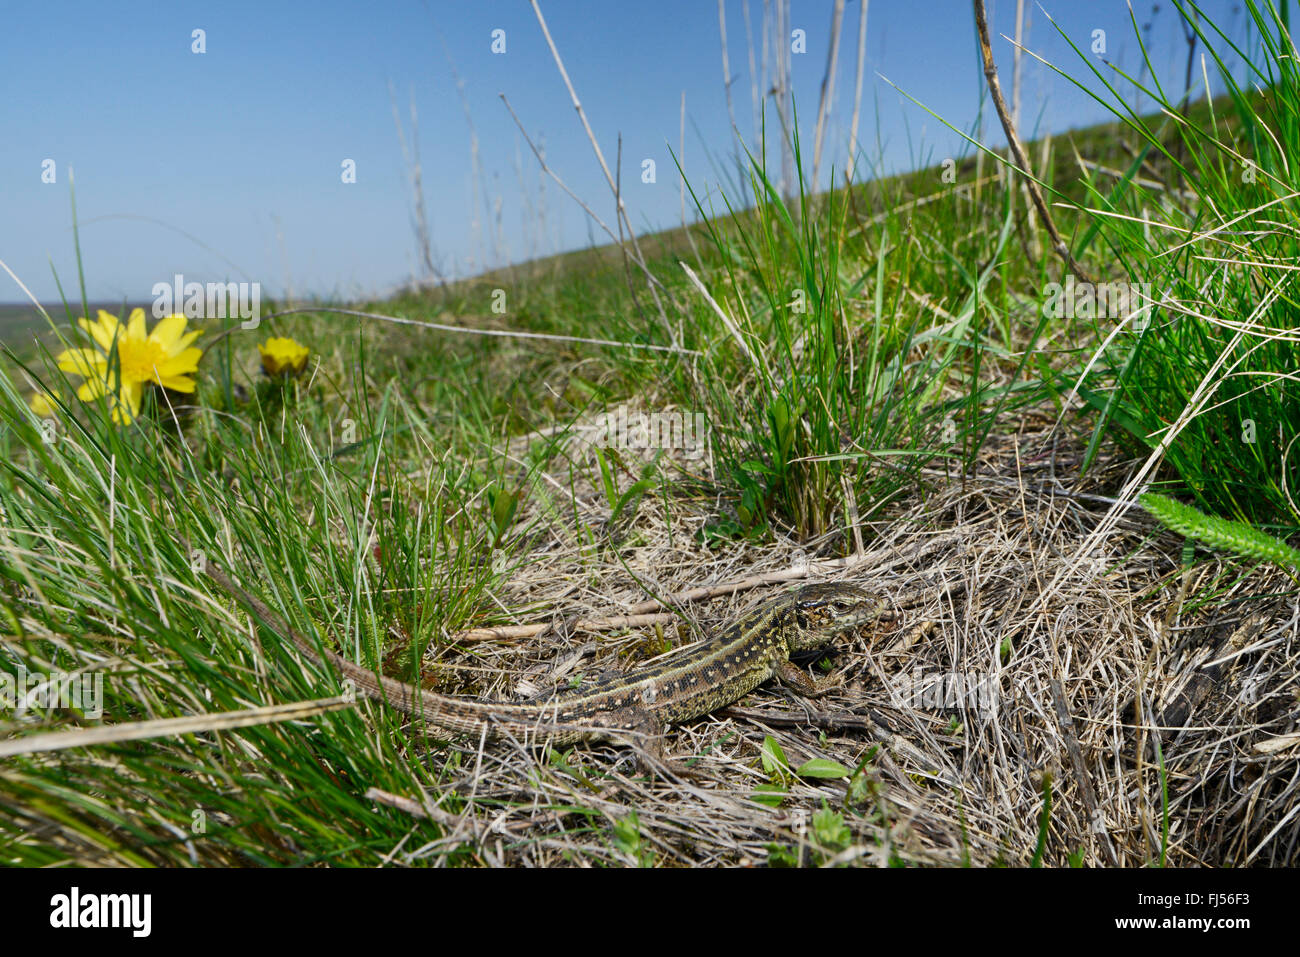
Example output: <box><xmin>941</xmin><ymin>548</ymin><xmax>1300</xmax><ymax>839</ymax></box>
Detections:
<box><xmin>57</xmin><ymin>348</ymin><xmax>107</xmax><ymax>377</ymax></box>
<box><xmin>81</xmin><ymin>311</ymin><xmax>121</xmax><ymax>352</ymax></box>
<box><xmin>118</xmin><ymin>380</ymin><xmax>143</xmax><ymax>423</ymax></box>
<box><xmin>29</xmin><ymin>391</ymin><xmax>56</xmax><ymax>416</ymax></box>
<box><xmin>125</xmin><ymin>308</ymin><xmax>147</xmax><ymax>343</ymax></box>
<box><xmin>156</xmin><ymin>374</ymin><xmax>197</xmax><ymax>393</ymax></box>
<box><xmin>149</xmin><ymin>314</ymin><xmax>191</xmax><ymax>354</ymax></box>
<box><xmin>158</xmin><ymin>347</ymin><xmax>202</xmax><ymax>376</ymax></box>
<box><xmin>77</xmin><ymin>379</ymin><xmax>108</xmax><ymax>402</ymax></box>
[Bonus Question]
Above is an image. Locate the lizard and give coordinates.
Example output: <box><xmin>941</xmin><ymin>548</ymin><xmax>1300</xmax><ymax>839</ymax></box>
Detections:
<box><xmin>201</xmin><ymin>555</ymin><xmax>886</xmax><ymax>759</ymax></box>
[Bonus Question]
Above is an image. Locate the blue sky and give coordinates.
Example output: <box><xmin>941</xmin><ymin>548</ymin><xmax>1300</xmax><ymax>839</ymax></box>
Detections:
<box><xmin>2</xmin><ymin>0</ymin><xmax>1256</xmax><ymax>303</ymax></box>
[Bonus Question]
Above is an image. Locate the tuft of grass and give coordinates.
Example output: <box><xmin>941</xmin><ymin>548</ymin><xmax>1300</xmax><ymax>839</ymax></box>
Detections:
<box><xmin>1048</xmin><ymin>0</ymin><xmax>1300</xmax><ymax>528</ymax></box>
<box><xmin>672</xmin><ymin>116</ymin><xmax>976</xmax><ymax>541</ymax></box>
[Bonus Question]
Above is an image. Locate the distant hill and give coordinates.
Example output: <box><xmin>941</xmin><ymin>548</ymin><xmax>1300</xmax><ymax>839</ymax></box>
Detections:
<box><xmin>0</xmin><ymin>302</ymin><xmax>153</xmax><ymax>352</ymax></box>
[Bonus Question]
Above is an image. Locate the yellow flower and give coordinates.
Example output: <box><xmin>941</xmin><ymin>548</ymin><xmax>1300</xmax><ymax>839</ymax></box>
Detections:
<box><xmin>257</xmin><ymin>337</ymin><xmax>310</xmax><ymax>379</ymax></box>
<box><xmin>56</xmin><ymin>309</ymin><xmax>202</xmax><ymax>425</ymax></box>
<box><xmin>29</xmin><ymin>390</ymin><xmax>56</xmax><ymax>417</ymax></box>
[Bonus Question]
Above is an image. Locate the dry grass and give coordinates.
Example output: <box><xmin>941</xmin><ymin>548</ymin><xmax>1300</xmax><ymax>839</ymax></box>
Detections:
<box><xmin>357</xmin><ymin>421</ymin><xmax>1300</xmax><ymax>867</ymax></box>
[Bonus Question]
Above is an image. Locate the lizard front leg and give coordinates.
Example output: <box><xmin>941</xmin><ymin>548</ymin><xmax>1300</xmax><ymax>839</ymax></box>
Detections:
<box><xmin>774</xmin><ymin>659</ymin><xmax>836</xmax><ymax>698</ymax></box>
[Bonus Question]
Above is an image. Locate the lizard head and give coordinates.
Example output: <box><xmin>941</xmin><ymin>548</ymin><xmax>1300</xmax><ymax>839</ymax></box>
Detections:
<box><xmin>786</xmin><ymin>583</ymin><xmax>882</xmax><ymax>651</ymax></box>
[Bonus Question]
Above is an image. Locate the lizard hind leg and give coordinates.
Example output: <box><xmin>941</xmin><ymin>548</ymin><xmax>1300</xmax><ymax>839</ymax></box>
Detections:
<box><xmin>607</xmin><ymin>707</ymin><xmax>703</xmax><ymax>782</ymax></box>
<box><xmin>616</xmin><ymin>707</ymin><xmax>668</xmax><ymax>776</ymax></box>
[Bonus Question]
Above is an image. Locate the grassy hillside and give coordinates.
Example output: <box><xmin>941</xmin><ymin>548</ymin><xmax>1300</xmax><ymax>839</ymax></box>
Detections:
<box><xmin>1</xmin><ymin>1</ymin><xmax>1298</xmax><ymax>867</ymax></box>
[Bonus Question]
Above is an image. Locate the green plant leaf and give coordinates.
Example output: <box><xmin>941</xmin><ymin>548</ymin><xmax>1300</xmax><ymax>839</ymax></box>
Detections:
<box><xmin>750</xmin><ymin>784</ymin><xmax>788</xmax><ymax>808</ymax></box>
<box><xmin>796</xmin><ymin>758</ymin><xmax>852</xmax><ymax>779</ymax></box>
